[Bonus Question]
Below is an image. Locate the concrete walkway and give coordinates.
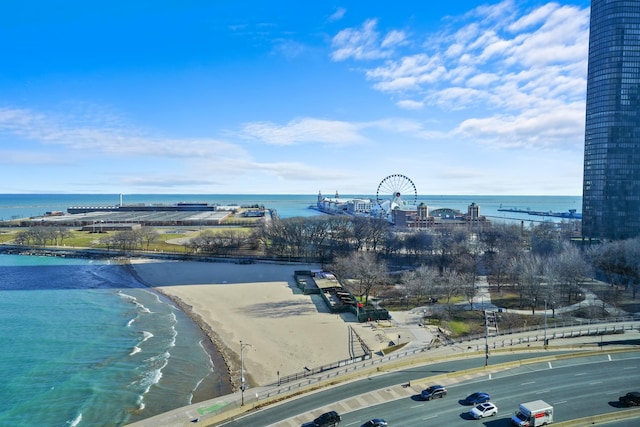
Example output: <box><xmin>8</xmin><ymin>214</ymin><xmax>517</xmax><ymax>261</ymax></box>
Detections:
<box><xmin>126</xmin><ymin>320</ymin><xmax>640</xmax><ymax>427</ymax></box>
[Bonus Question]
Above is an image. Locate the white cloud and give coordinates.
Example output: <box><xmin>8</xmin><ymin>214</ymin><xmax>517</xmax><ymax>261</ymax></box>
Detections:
<box><xmin>466</xmin><ymin>72</ymin><xmax>499</xmax><ymax>88</ymax></box>
<box><xmin>396</xmin><ymin>99</ymin><xmax>424</xmax><ymax>110</ymax></box>
<box><xmin>508</xmin><ymin>2</ymin><xmax>559</xmax><ymax>31</ymax></box>
<box><xmin>328</xmin><ymin>7</ymin><xmax>346</xmax><ymax>22</ymax></box>
<box><xmin>366</xmin><ymin>54</ymin><xmax>445</xmax><ymax>92</ymax></box>
<box><xmin>331</xmin><ymin>19</ymin><xmax>400</xmax><ymax>61</ymax></box>
<box><xmin>381</xmin><ymin>29</ymin><xmax>407</xmax><ymax>48</ymax></box>
<box><xmin>240</xmin><ymin>118</ymin><xmax>368</xmax><ymax>145</ymax></box>
<box><xmin>0</xmin><ymin>106</ymin><xmax>249</xmax><ymax>160</ymax></box>
<box><xmin>331</xmin><ymin>1</ymin><xmax>590</xmax><ymax>151</ymax></box>
<box><xmin>272</xmin><ymin>39</ymin><xmax>306</xmax><ymax>59</ymax></box>
<box><xmin>0</xmin><ymin>150</ymin><xmax>67</xmax><ymax>165</ymax></box>
<box><xmin>454</xmin><ymin>102</ymin><xmax>586</xmax><ymax>149</ymax></box>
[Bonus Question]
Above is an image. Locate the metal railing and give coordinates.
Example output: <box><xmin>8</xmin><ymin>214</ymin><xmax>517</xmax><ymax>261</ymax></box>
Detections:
<box><xmin>239</xmin><ymin>320</ymin><xmax>639</xmax><ymax>408</ymax></box>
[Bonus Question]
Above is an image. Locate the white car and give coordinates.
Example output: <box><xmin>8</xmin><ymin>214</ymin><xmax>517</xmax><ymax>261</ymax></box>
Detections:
<box><xmin>469</xmin><ymin>402</ymin><xmax>498</xmax><ymax>419</ymax></box>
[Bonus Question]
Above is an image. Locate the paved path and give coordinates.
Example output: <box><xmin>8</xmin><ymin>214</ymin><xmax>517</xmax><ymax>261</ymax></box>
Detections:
<box><xmin>126</xmin><ymin>320</ymin><xmax>640</xmax><ymax>427</ymax></box>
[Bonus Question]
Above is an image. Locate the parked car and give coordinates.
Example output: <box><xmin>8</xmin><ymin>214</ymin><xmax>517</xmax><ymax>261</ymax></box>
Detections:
<box><xmin>469</xmin><ymin>402</ymin><xmax>498</xmax><ymax>419</ymax></box>
<box><xmin>309</xmin><ymin>411</ymin><xmax>341</xmax><ymax>427</ymax></box>
<box><xmin>360</xmin><ymin>419</ymin><xmax>388</xmax><ymax>427</ymax></box>
<box><xmin>463</xmin><ymin>392</ymin><xmax>491</xmax><ymax>405</ymax></box>
<box><xmin>619</xmin><ymin>391</ymin><xmax>640</xmax><ymax>407</ymax></box>
<box><xmin>420</xmin><ymin>385</ymin><xmax>447</xmax><ymax>400</ymax></box>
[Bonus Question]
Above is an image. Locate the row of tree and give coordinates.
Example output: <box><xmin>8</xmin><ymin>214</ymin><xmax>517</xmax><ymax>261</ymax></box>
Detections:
<box><xmin>13</xmin><ymin>226</ymin><xmax>72</xmax><ymax>246</ymax></box>
<box><xmin>13</xmin><ymin>215</ymin><xmax>640</xmax><ymax>315</ymax></box>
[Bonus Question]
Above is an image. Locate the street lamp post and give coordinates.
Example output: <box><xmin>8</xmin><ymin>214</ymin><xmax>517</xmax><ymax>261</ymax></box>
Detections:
<box><xmin>240</xmin><ymin>340</ymin><xmax>252</xmax><ymax>406</ymax></box>
<box><xmin>544</xmin><ymin>299</ymin><xmax>548</xmax><ymax>348</ymax></box>
<box><xmin>482</xmin><ymin>296</ymin><xmax>489</xmax><ymax>366</ymax></box>
<box><xmin>484</xmin><ymin>309</ymin><xmax>489</xmax><ymax>366</ymax></box>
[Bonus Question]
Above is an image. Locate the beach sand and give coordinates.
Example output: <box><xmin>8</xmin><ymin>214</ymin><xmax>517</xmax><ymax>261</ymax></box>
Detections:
<box><xmin>129</xmin><ymin>259</ymin><xmax>390</xmax><ymax>392</ymax></box>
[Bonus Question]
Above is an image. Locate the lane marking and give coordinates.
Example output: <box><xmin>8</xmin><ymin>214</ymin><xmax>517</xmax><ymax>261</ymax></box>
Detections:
<box><xmin>555</xmin><ymin>400</ymin><xmax>568</xmax><ymax>405</ymax></box>
<box><xmin>411</xmin><ymin>404</ymin><xmax>424</xmax><ymax>409</ymax></box>
<box><xmin>521</xmin><ymin>381</ymin><xmax>535</xmax><ymax>386</ymax></box>
<box><xmin>574</xmin><ymin>372</ymin><xmax>587</xmax><ymax>376</ymax></box>
<box><xmin>589</xmin><ymin>381</ymin><xmax>603</xmax><ymax>385</ymax></box>
<box><xmin>536</xmin><ymin>389</ymin><xmax>550</xmax><ymax>394</ymax></box>
<box><xmin>423</xmin><ymin>415</ymin><xmax>438</xmax><ymax>420</ymax></box>
<box><xmin>548</xmin><ymin>362</ymin><xmax>553</xmax><ymax>369</ymax></box>
<box><xmin>608</xmin><ymin>354</ymin><xmax>612</xmax><ymax>361</ymax></box>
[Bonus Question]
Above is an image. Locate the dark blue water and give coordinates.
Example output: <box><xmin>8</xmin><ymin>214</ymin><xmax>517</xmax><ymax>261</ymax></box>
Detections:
<box><xmin>0</xmin><ymin>193</ymin><xmax>582</xmax><ymax>223</ymax></box>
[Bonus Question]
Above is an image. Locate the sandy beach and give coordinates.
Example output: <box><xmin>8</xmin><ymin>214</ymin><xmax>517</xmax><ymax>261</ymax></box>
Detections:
<box><xmin>129</xmin><ymin>259</ymin><xmax>390</xmax><ymax>391</ymax></box>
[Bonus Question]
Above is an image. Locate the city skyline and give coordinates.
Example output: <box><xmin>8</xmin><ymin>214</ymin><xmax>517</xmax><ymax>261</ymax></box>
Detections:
<box><xmin>1</xmin><ymin>0</ymin><xmax>590</xmax><ymax>195</ymax></box>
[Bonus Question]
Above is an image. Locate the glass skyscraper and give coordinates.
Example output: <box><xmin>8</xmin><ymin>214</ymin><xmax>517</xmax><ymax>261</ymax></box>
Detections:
<box><xmin>582</xmin><ymin>0</ymin><xmax>640</xmax><ymax>241</ymax></box>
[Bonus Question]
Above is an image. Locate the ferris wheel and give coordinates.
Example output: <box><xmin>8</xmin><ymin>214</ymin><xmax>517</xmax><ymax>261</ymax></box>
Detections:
<box><xmin>376</xmin><ymin>174</ymin><xmax>418</xmax><ymax>213</ymax></box>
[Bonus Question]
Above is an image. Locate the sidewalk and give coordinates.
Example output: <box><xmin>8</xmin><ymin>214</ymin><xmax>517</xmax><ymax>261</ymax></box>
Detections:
<box><xmin>126</xmin><ymin>320</ymin><xmax>640</xmax><ymax>427</ymax></box>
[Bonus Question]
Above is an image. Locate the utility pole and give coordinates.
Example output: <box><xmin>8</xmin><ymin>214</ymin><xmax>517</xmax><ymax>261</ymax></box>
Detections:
<box><xmin>544</xmin><ymin>299</ymin><xmax>548</xmax><ymax>348</ymax></box>
<box><xmin>240</xmin><ymin>340</ymin><xmax>252</xmax><ymax>406</ymax></box>
<box><xmin>484</xmin><ymin>309</ymin><xmax>489</xmax><ymax>366</ymax></box>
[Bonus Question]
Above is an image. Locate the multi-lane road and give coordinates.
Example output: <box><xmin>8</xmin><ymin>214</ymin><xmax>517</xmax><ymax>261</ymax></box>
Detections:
<box><xmin>218</xmin><ymin>351</ymin><xmax>640</xmax><ymax>427</ymax></box>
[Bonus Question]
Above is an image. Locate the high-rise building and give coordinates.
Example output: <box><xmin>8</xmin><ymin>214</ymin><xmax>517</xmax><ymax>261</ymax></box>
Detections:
<box><xmin>582</xmin><ymin>0</ymin><xmax>640</xmax><ymax>241</ymax></box>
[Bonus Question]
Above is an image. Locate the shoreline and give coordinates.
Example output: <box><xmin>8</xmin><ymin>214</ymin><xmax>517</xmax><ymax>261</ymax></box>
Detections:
<box><xmin>125</xmin><ymin>258</ymin><xmax>368</xmax><ymax>388</ymax></box>
<box><xmin>124</xmin><ymin>261</ymin><xmax>236</xmax><ymax>401</ymax></box>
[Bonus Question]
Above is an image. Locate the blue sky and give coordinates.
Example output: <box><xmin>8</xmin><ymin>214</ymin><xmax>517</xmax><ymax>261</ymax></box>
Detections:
<box><xmin>0</xmin><ymin>0</ymin><xmax>590</xmax><ymax>195</ymax></box>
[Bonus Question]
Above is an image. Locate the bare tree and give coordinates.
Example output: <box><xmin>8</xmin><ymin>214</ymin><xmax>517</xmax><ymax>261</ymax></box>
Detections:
<box><xmin>459</xmin><ymin>272</ymin><xmax>478</xmax><ymax>310</ymax></box>
<box><xmin>437</xmin><ymin>268</ymin><xmax>464</xmax><ymax>313</ymax></box>
<box><xmin>530</xmin><ymin>222</ymin><xmax>562</xmax><ymax>256</ymax></box>
<box><xmin>401</xmin><ymin>265</ymin><xmax>439</xmax><ymax>305</ymax></box>
<box><xmin>330</xmin><ymin>252</ymin><xmax>387</xmax><ymax>305</ymax></box>
<box><xmin>481</xmin><ymin>223</ymin><xmax>524</xmax><ymax>292</ymax></box>
<box><xmin>510</xmin><ymin>253</ymin><xmax>545</xmax><ymax>313</ymax></box>
<box><xmin>139</xmin><ymin>227</ymin><xmax>160</xmax><ymax>250</ymax></box>
<box><xmin>553</xmin><ymin>243</ymin><xmax>592</xmax><ymax>304</ymax></box>
<box><xmin>432</xmin><ymin>224</ymin><xmax>470</xmax><ymax>271</ymax></box>
<box><xmin>622</xmin><ymin>238</ymin><xmax>640</xmax><ymax>299</ymax></box>
<box><xmin>542</xmin><ymin>261</ymin><xmax>563</xmax><ymax>318</ymax></box>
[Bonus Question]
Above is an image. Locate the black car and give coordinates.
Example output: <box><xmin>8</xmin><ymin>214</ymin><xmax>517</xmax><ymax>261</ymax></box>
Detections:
<box><xmin>420</xmin><ymin>384</ymin><xmax>447</xmax><ymax>400</ymax></box>
<box><xmin>463</xmin><ymin>392</ymin><xmax>490</xmax><ymax>405</ymax></box>
<box><xmin>619</xmin><ymin>391</ymin><xmax>640</xmax><ymax>407</ymax></box>
<box><xmin>360</xmin><ymin>419</ymin><xmax>388</xmax><ymax>427</ymax></box>
<box><xmin>310</xmin><ymin>411</ymin><xmax>341</xmax><ymax>427</ymax></box>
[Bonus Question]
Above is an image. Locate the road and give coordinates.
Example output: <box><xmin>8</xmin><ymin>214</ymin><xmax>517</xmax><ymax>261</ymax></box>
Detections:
<box><xmin>218</xmin><ymin>351</ymin><xmax>640</xmax><ymax>427</ymax></box>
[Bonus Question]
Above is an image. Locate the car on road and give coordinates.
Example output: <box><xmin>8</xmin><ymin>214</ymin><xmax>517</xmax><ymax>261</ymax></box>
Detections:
<box><xmin>360</xmin><ymin>419</ymin><xmax>388</xmax><ymax>427</ymax></box>
<box><xmin>469</xmin><ymin>402</ymin><xmax>498</xmax><ymax>419</ymax></box>
<box><xmin>619</xmin><ymin>391</ymin><xmax>640</xmax><ymax>407</ymax></box>
<box><xmin>306</xmin><ymin>411</ymin><xmax>341</xmax><ymax>427</ymax></box>
<box><xmin>420</xmin><ymin>384</ymin><xmax>447</xmax><ymax>400</ymax></box>
<box><xmin>463</xmin><ymin>392</ymin><xmax>491</xmax><ymax>405</ymax></box>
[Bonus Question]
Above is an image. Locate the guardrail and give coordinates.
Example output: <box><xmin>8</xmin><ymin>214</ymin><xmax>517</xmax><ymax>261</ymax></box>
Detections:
<box><xmin>134</xmin><ymin>321</ymin><xmax>639</xmax><ymax>426</ymax></box>
<box><xmin>241</xmin><ymin>321</ymin><xmax>639</xmax><ymax>408</ymax></box>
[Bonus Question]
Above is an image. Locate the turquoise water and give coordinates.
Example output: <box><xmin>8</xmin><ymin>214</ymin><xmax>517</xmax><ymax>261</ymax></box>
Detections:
<box><xmin>0</xmin><ymin>255</ymin><xmax>219</xmax><ymax>427</ymax></box>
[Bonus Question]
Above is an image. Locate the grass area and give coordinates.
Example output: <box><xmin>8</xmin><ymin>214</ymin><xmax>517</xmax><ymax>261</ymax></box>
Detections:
<box><xmin>488</xmin><ymin>289</ymin><xmax>522</xmax><ymax>310</ymax></box>
<box><xmin>0</xmin><ymin>226</ymin><xmax>253</xmax><ymax>253</ymax></box>
<box><xmin>581</xmin><ymin>279</ymin><xmax>640</xmax><ymax>316</ymax></box>
<box><xmin>438</xmin><ymin>311</ymin><xmax>484</xmax><ymax>337</ymax></box>
<box><xmin>0</xmin><ymin>230</ymin><xmax>17</xmax><ymax>243</ymax></box>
